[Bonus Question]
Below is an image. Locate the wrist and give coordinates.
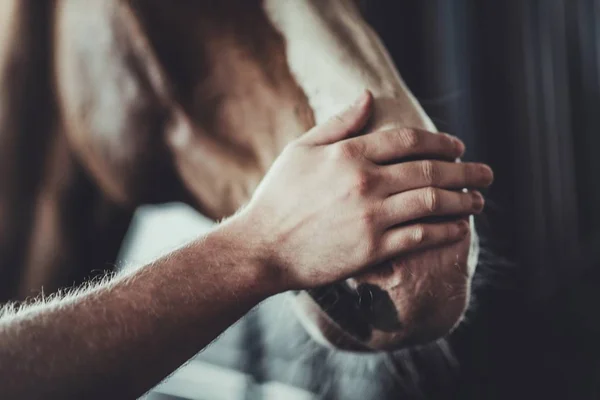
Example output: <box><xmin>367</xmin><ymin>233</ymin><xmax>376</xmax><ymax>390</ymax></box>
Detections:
<box><xmin>209</xmin><ymin>212</ymin><xmax>286</xmax><ymax>298</ymax></box>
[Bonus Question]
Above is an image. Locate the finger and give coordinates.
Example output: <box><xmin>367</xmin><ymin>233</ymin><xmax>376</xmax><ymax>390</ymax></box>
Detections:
<box><xmin>377</xmin><ymin>219</ymin><xmax>470</xmax><ymax>261</ymax></box>
<box><xmin>381</xmin><ymin>188</ymin><xmax>484</xmax><ymax>228</ymax></box>
<box><xmin>303</xmin><ymin>90</ymin><xmax>373</xmax><ymax>145</ymax></box>
<box><xmin>346</xmin><ymin>127</ymin><xmax>464</xmax><ymax>164</ymax></box>
<box><xmin>377</xmin><ymin>160</ymin><xmax>494</xmax><ymax>195</ymax></box>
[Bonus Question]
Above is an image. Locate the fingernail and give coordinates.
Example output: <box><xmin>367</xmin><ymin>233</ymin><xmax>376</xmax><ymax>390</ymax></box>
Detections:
<box><xmin>472</xmin><ymin>191</ymin><xmax>484</xmax><ymax>211</ymax></box>
<box><xmin>445</xmin><ymin>134</ymin><xmax>465</xmax><ymax>155</ymax></box>
<box><xmin>480</xmin><ymin>164</ymin><xmax>494</xmax><ymax>184</ymax></box>
<box><xmin>453</xmin><ymin>137</ymin><xmax>465</xmax><ymax>154</ymax></box>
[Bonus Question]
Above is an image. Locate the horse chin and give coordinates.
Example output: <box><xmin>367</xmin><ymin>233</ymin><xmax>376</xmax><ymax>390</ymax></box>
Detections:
<box><xmin>291</xmin><ymin>221</ymin><xmax>479</xmax><ymax>353</ymax></box>
<box><xmin>291</xmin><ymin>288</ymin><xmax>469</xmax><ymax>353</ymax></box>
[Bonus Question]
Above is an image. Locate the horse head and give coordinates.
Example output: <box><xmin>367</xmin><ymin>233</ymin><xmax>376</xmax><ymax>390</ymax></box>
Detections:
<box><xmin>1</xmin><ymin>0</ymin><xmax>479</xmax><ymax>352</ymax></box>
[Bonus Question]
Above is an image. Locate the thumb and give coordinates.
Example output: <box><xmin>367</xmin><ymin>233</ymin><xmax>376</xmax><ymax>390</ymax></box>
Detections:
<box><xmin>304</xmin><ymin>90</ymin><xmax>373</xmax><ymax>145</ymax></box>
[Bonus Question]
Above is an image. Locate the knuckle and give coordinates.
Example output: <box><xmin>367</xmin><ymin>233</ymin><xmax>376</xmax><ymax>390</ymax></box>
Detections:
<box><xmin>282</xmin><ymin>141</ymin><xmax>299</xmax><ymax>155</ymax></box>
<box><xmin>463</xmin><ymin>191</ymin><xmax>475</xmax><ymax>208</ymax></box>
<box><xmin>397</xmin><ymin>128</ymin><xmax>420</xmax><ymax>149</ymax></box>
<box><xmin>465</xmin><ymin>163</ymin><xmax>479</xmax><ymax>182</ymax></box>
<box><xmin>422</xmin><ymin>187</ymin><xmax>440</xmax><ymax>212</ymax></box>
<box><xmin>329</xmin><ymin>143</ymin><xmax>347</xmax><ymax>160</ymax></box>
<box><xmin>326</xmin><ymin>143</ymin><xmax>343</xmax><ymax>161</ymax></box>
<box><xmin>352</xmin><ymin>170</ymin><xmax>373</xmax><ymax>195</ymax></box>
<box><xmin>360</xmin><ymin>236</ymin><xmax>379</xmax><ymax>262</ymax></box>
<box><xmin>410</xmin><ymin>224</ymin><xmax>428</xmax><ymax>245</ymax></box>
<box><xmin>355</xmin><ymin>216</ymin><xmax>379</xmax><ymax>257</ymax></box>
<box><xmin>420</xmin><ymin>160</ymin><xmax>438</xmax><ymax>185</ymax></box>
<box><xmin>359</xmin><ymin>205</ymin><xmax>377</xmax><ymax>228</ymax></box>
<box><xmin>333</xmin><ymin>113</ymin><xmax>347</xmax><ymax>125</ymax></box>
<box><xmin>337</xmin><ymin>141</ymin><xmax>364</xmax><ymax>160</ymax></box>
<box><xmin>446</xmin><ymin>223</ymin><xmax>457</xmax><ymax>239</ymax></box>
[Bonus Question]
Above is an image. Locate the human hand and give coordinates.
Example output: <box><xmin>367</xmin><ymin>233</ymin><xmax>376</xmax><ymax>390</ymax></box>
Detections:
<box><xmin>238</xmin><ymin>90</ymin><xmax>493</xmax><ymax>291</ymax></box>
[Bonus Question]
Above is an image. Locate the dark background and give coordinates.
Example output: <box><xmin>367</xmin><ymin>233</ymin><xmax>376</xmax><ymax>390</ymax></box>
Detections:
<box><xmin>362</xmin><ymin>0</ymin><xmax>600</xmax><ymax>398</ymax></box>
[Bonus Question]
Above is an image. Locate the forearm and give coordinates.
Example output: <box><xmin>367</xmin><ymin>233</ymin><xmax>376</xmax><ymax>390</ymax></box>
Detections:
<box><xmin>0</xmin><ymin>216</ymin><xmax>275</xmax><ymax>400</ymax></box>
<box><xmin>0</xmin><ymin>91</ymin><xmax>492</xmax><ymax>398</ymax></box>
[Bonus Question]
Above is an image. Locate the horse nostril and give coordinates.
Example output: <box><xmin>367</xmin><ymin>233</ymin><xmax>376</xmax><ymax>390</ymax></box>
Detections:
<box><xmin>307</xmin><ymin>284</ymin><xmax>373</xmax><ymax>341</ymax></box>
<box><xmin>355</xmin><ymin>283</ymin><xmax>403</xmax><ymax>332</ymax></box>
<box><xmin>356</xmin><ymin>285</ymin><xmax>373</xmax><ymax>311</ymax></box>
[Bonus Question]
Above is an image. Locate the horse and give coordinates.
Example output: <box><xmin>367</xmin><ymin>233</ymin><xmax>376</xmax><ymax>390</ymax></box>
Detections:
<box><xmin>0</xmin><ymin>0</ymin><xmax>480</xmax><ymax>354</ymax></box>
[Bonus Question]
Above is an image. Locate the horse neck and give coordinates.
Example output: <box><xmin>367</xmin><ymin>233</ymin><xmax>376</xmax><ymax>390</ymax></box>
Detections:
<box><xmin>156</xmin><ymin>0</ymin><xmax>435</xmax><ymax>219</ymax></box>
<box><xmin>263</xmin><ymin>0</ymin><xmax>436</xmax><ymax>132</ymax></box>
